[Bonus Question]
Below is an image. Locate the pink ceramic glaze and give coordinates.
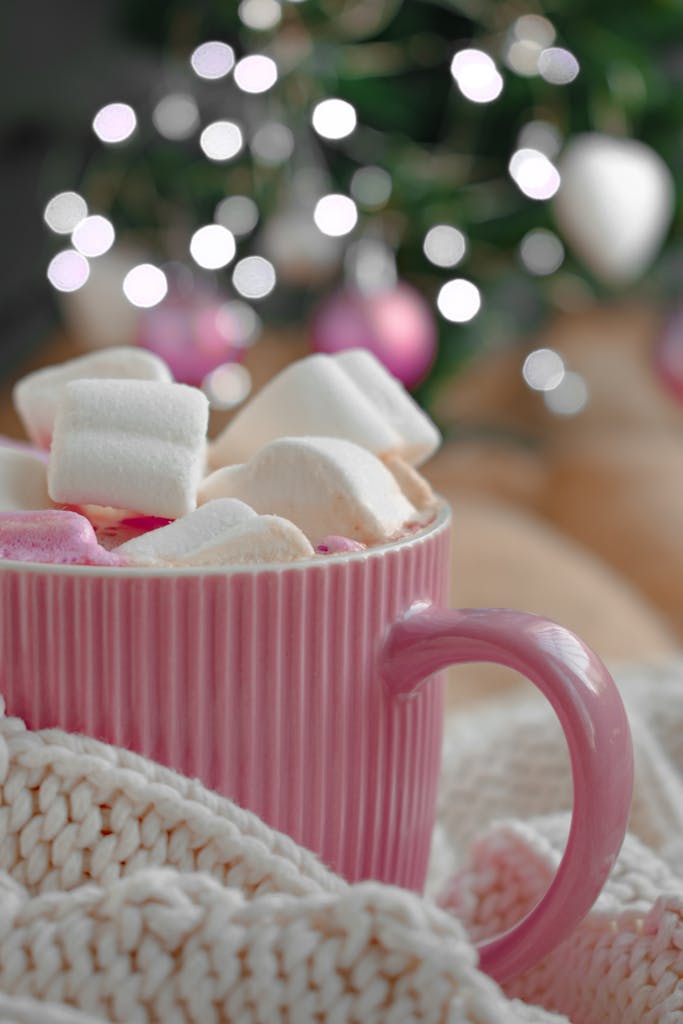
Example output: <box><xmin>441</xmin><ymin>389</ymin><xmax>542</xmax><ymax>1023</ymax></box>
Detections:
<box><xmin>0</xmin><ymin>503</ymin><xmax>632</xmax><ymax>984</ymax></box>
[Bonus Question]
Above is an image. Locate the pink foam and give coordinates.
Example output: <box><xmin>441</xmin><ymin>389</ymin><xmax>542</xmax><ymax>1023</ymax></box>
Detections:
<box><xmin>0</xmin><ymin>510</ymin><xmax>125</xmax><ymax>566</ymax></box>
<box><xmin>315</xmin><ymin>535</ymin><xmax>366</xmax><ymax>554</ymax></box>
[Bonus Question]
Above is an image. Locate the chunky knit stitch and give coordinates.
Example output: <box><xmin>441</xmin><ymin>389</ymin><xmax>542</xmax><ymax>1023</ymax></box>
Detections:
<box><xmin>2</xmin><ymin>659</ymin><xmax>683</xmax><ymax>1022</ymax></box>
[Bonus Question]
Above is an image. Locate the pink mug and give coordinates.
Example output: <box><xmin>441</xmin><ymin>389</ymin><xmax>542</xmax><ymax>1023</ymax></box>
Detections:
<box><xmin>0</xmin><ymin>502</ymin><xmax>632</xmax><ymax>983</ymax></box>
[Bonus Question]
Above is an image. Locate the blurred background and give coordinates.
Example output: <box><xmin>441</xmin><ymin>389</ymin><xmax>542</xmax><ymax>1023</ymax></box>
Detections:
<box><xmin>2</xmin><ymin>0</ymin><xmax>683</xmax><ymax>698</ymax></box>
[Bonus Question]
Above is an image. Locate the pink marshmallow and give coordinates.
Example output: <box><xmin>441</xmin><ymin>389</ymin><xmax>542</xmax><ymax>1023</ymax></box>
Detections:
<box><xmin>0</xmin><ymin>510</ymin><xmax>125</xmax><ymax>566</ymax></box>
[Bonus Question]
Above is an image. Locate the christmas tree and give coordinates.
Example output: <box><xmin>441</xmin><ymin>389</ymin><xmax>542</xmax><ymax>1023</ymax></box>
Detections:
<box><xmin>42</xmin><ymin>0</ymin><xmax>682</xmax><ymax>415</ymax></box>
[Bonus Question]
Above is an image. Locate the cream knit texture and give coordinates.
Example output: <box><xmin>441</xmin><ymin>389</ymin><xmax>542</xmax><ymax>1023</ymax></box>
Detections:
<box><xmin>1</xmin><ymin>659</ymin><xmax>683</xmax><ymax>1022</ymax></box>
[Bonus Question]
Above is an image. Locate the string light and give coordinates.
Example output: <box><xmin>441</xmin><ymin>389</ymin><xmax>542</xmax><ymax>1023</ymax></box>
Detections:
<box><xmin>152</xmin><ymin>94</ymin><xmax>200</xmax><ymax>140</ymax></box>
<box><xmin>71</xmin><ymin>215</ymin><xmax>115</xmax><ymax>258</ymax></box>
<box><xmin>313</xmin><ymin>194</ymin><xmax>358</xmax><ymax>236</ymax></box>
<box><xmin>543</xmin><ymin>371</ymin><xmax>589</xmax><ymax>415</ymax></box>
<box><xmin>509</xmin><ymin>148</ymin><xmax>561</xmax><ymax>200</ymax></box>
<box><xmin>189</xmin><ymin>225</ymin><xmax>236</xmax><ymax>270</ymax></box>
<box><xmin>238</xmin><ymin>0</ymin><xmax>282</xmax><ymax>30</ymax></box>
<box><xmin>232</xmin><ymin>256</ymin><xmax>276</xmax><ymax>298</ymax></box>
<box><xmin>519</xmin><ymin>229</ymin><xmax>564</xmax><ymax>275</ymax></box>
<box><xmin>450</xmin><ymin>49</ymin><xmax>503</xmax><ymax>103</ymax></box>
<box><xmin>538</xmin><ymin>47</ymin><xmax>580</xmax><ymax>84</ymax></box>
<box><xmin>517</xmin><ymin>121</ymin><xmax>562</xmax><ymax>159</ymax></box>
<box><xmin>47</xmin><ymin>250</ymin><xmax>90</xmax><ymax>292</ymax></box>
<box><xmin>312</xmin><ymin>99</ymin><xmax>357</xmax><ymax>140</ymax></box>
<box><xmin>215</xmin><ymin>196</ymin><xmax>259</xmax><ymax>236</ymax></box>
<box><xmin>92</xmin><ymin>103</ymin><xmax>137</xmax><ymax>144</ymax></box>
<box><xmin>217</xmin><ymin>300</ymin><xmax>262</xmax><ymax>346</ymax></box>
<box><xmin>122</xmin><ymin>264</ymin><xmax>168</xmax><ymax>308</ymax></box>
<box><xmin>200</xmin><ymin>121</ymin><xmax>243</xmax><ymax>162</ymax></box>
<box><xmin>250</xmin><ymin>122</ymin><xmax>294</xmax><ymax>165</ymax></box>
<box><xmin>203</xmin><ymin>363</ymin><xmax>253</xmax><ymax>410</ymax></box>
<box><xmin>437</xmin><ymin>279</ymin><xmax>481</xmax><ymax>322</ymax></box>
<box><xmin>424</xmin><ymin>225</ymin><xmax>467</xmax><ymax>268</ymax></box>
<box><xmin>44</xmin><ymin>192</ymin><xmax>87</xmax><ymax>234</ymax></box>
<box><xmin>522</xmin><ymin>348</ymin><xmax>565</xmax><ymax>390</ymax></box>
<box><xmin>234</xmin><ymin>55</ymin><xmax>278</xmax><ymax>93</ymax></box>
<box><xmin>350</xmin><ymin>167</ymin><xmax>392</xmax><ymax>209</ymax></box>
<box><xmin>190</xmin><ymin>41</ymin><xmax>235</xmax><ymax>80</ymax></box>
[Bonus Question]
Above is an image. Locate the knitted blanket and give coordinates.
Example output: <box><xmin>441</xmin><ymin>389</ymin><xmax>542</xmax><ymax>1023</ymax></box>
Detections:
<box><xmin>1</xmin><ymin>660</ymin><xmax>683</xmax><ymax>1023</ymax></box>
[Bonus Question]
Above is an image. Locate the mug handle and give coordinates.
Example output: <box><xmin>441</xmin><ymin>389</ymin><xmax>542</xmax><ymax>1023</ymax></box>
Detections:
<box><xmin>380</xmin><ymin>603</ymin><xmax>633</xmax><ymax>985</ymax></box>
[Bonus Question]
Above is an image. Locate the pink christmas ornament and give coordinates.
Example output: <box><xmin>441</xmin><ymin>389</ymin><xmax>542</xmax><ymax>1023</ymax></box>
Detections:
<box><xmin>311</xmin><ymin>283</ymin><xmax>437</xmax><ymax>389</ymax></box>
<box><xmin>654</xmin><ymin>306</ymin><xmax>683</xmax><ymax>403</ymax></box>
<box><xmin>137</xmin><ymin>288</ymin><xmax>247</xmax><ymax>386</ymax></box>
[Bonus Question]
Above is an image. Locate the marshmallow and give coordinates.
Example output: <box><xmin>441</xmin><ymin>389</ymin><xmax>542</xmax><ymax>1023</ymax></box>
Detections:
<box><xmin>0</xmin><ymin>448</ymin><xmax>52</xmax><ymax>512</ymax></box>
<box><xmin>118</xmin><ymin>499</ymin><xmax>314</xmax><ymax>566</ymax></box>
<box><xmin>48</xmin><ymin>379</ymin><xmax>209</xmax><ymax>519</ymax></box>
<box><xmin>208</xmin><ymin>350</ymin><xmax>440</xmax><ymax>469</ymax></box>
<box><xmin>382</xmin><ymin>453</ymin><xmax>437</xmax><ymax>511</ymax></box>
<box><xmin>208</xmin><ymin>353</ymin><xmax>402</xmax><ymax>469</ymax></box>
<box><xmin>199</xmin><ymin>436</ymin><xmax>417</xmax><ymax>545</ymax></box>
<box><xmin>13</xmin><ymin>346</ymin><xmax>173</xmax><ymax>449</ymax></box>
<box><xmin>334</xmin><ymin>349</ymin><xmax>440</xmax><ymax>465</ymax></box>
<box><xmin>0</xmin><ymin>510</ymin><xmax>123</xmax><ymax>565</ymax></box>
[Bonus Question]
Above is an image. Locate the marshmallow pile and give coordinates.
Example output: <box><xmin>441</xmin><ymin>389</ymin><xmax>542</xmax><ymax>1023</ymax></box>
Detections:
<box><xmin>0</xmin><ymin>346</ymin><xmax>441</xmax><ymax>568</ymax></box>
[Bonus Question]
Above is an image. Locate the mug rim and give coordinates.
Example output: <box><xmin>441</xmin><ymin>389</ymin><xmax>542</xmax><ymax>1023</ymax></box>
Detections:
<box><xmin>0</xmin><ymin>501</ymin><xmax>451</xmax><ymax>578</ymax></box>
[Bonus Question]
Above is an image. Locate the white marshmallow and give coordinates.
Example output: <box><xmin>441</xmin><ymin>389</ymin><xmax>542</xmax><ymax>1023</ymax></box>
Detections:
<box><xmin>13</xmin><ymin>346</ymin><xmax>173</xmax><ymax>449</ymax></box>
<box><xmin>334</xmin><ymin>349</ymin><xmax>440</xmax><ymax>466</ymax></box>
<box><xmin>0</xmin><ymin>448</ymin><xmax>52</xmax><ymax>512</ymax></box>
<box><xmin>118</xmin><ymin>499</ymin><xmax>314</xmax><ymax>566</ymax></box>
<box><xmin>208</xmin><ymin>350</ymin><xmax>441</xmax><ymax>469</ymax></box>
<box><xmin>208</xmin><ymin>353</ymin><xmax>402</xmax><ymax>469</ymax></box>
<box><xmin>382</xmin><ymin>453</ymin><xmax>437</xmax><ymax>511</ymax></box>
<box><xmin>199</xmin><ymin>436</ymin><xmax>417</xmax><ymax>545</ymax></box>
<box><xmin>48</xmin><ymin>379</ymin><xmax>209</xmax><ymax>519</ymax></box>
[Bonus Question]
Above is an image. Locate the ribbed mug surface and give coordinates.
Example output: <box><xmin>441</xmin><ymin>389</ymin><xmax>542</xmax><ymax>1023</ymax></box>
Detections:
<box><xmin>0</xmin><ymin>510</ymin><xmax>451</xmax><ymax>890</ymax></box>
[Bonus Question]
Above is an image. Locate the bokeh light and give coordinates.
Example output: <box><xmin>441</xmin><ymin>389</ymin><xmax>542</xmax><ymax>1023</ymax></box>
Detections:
<box><xmin>92</xmin><ymin>103</ymin><xmax>137</xmax><ymax>144</ymax></box>
<box><xmin>519</xmin><ymin>229</ymin><xmax>564</xmax><ymax>276</ymax></box>
<box><xmin>217</xmin><ymin>300</ymin><xmax>262</xmax><ymax>346</ymax></box>
<box><xmin>215</xmin><ymin>195</ymin><xmax>259</xmax><ymax>236</ymax></box>
<box><xmin>234</xmin><ymin>55</ymin><xmax>278</xmax><ymax>93</ymax></box>
<box><xmin>450</xmin><ymin>49</ymin><xmax>503</xmax><ymax>103</ymax></box>
<box><xmin>200</xmin><ymin>121</ymin><xmax>243</xmax><ymax>162</ymax></box>
<box><xmin>152</xmin><ymin>93</ymin><xmax>200</xmax><ymax>140</ymax></box>
<box><xmin>313</xmin><ymin>194</ymin><xmax>358</xmax><ymax>237</ymax></box>
<box><xmin>345</xmin><ymin>239</ymin><xmax>397</xmax><ymax>292</ymax></box>
<box><xmin>538</xmin><ymin>47</ymin><xmax>580</xmax><ymax>84</ymax></box>
<box><xmin>47</xmin><ymin>250</ymin><xmax>90</xmax><ymax>292</ymax></box>
<box><xmin>517</xmin><ymin>121</ymin><xmax>562</xmax><ymax>159</ymax></box>
<box><xmin>71</xmin><ymin>215</ymin><xmax>115</xmax><ymax>258</ymax></box>
<box><xmin>437</xmin><ymin>279</ymin><xmax>481</xmax><ymax>322</ymax></box>
<box><xmin>232</xmin><ymin>256</ymin><xmax>277</xmax><ymax>298</ymax></box>
<box><xmin>312</xmin><ymin>99</ymin><xmax>357</xmax><ymax>140</ymax></box>
<box><xmin>122</xmin><ymin>264</ymin><xmax>168</xmax><ymax>308</ymax></box>
<box><xmin>543</xmin><ymin>370</ymin><xmax>589</xmax><ymax>415</ymax></box>
<box><xmin>44</xmin><ymin>192</ymin><xmax>87</xmax><ymax>234</ymax></box>
<box><xmin>350</xmin><ymin>166</ymin><xmax>392</xmax><ymax>209</ymax></box>
<box><xmin>238</xmin><ymin>0</ymin><xmax>282</xmax><ymax>30</ymax></box>
<box><xmin>424</xmin><ymin>225</ymin><xmax>467</xmax><ymax>268</ymax></box>
<box><xmin>522</xmin><ymin>348</ymin><xmax>565</xmax><ymax>390</ymax></box>
<box><xmin>504</xmin><ymin>16</ymin><xmax>556</xmax><ymax>77</ymax></box>
<box><xmin>250</xmin><ymin>122</ymin><xmax>294</xmax><ymax>165</ymax></box>
<box><xmin>509</xmin><ymin>148</ymin><xmax>561</xmax><ymax>199</ymax></box>
<box><xmin>190</xmin><ymin>41</ymin><xmax>235</xmax><ymax>80</ymax></box>
<box><xmin>203</xmin><ymin>363</ymin><xmax>253</xmax><ymax>410</ymax></box>
<box><xmin>190</xmin><ymin>225</ymin><xmax>236</xmax><ymax>270</ymax></box>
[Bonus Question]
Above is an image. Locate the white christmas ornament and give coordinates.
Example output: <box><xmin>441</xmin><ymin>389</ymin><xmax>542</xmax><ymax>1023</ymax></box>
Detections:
<box><xmin>554</xmin><ymin>133</ymin><xmax>675</xmax><ymax>286</ymax></box>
